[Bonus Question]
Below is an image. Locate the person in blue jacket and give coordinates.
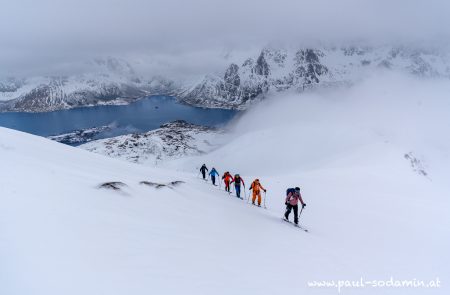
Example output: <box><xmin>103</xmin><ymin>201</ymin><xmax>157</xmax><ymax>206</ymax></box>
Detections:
<box><xmin>209</xmin><ymin>167</ymin><xmax>220</xmax><ymax>186</ymax></box>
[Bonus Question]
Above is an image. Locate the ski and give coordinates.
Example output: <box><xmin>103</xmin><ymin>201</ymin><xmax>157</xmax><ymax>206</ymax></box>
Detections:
<box><xmin>282</xmin><ymin>218</ymin><xmax>308</xmax><ymax>232</ymax></box>
<box><xmin>250</xmin><ymin>203</ymin><xmax>267</xmax><ymax>209</ymax></box>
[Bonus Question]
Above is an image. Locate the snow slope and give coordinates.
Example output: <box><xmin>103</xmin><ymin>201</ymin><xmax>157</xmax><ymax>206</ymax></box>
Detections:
<box><xmin>1</xmin><ymin>73</ymin><xmax>449</xmax><ymax>294</ymax></box>
<box><xmin>171</xmin><ymin>73</ymin><xmax>450</xmax><ymax>293</ymax></box>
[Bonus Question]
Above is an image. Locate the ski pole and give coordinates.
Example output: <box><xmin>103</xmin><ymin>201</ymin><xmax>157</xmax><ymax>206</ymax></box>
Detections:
<box><xmin>298</xmin><ymin>207</ymin><xmax>304</xmax><ymax>220</ymax></box>
<box><xmin>243</xmin><ymin>184</ymin><xmax>246</xmax><ymax>199</ymax></box>
<box><xmin>247</xmin><ymin>188</ymin><xmax>251</xmax><ymax>203</ymax></box>
<box><xmin>263</xmin><ymin>191</ymin><xmax>267</xmax><ymax>209</ymax></box>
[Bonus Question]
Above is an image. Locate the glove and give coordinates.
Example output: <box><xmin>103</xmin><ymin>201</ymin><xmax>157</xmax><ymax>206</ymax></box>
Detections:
<box><xmin>264</xmin><ymin>189</ymin><xmax>267</xmax><ymax>192</ymax></box>
<box><xmin>285</xmin><ymin>202</ymin><xmax>288</xmax><ymax>205</ymax></box>
<box><xmin>302</xmin><ymin>204</ymin><xmax>306</xmax><ymax>208</ymax></box>
<box><xmin>249</xmin><ymin>187</ymin><xmax>252</xmax><ymax>191</ymax></box>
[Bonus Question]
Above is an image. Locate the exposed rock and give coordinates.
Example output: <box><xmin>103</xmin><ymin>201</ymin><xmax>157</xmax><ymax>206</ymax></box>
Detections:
<box><xmin>47</xmin><ymin>125</ymin><xmax>112</xmax><ymax>146</ymax></box>
<box><xmin>404</xmin><ymin>152</ymin><xmax>428</xmax><ymax>177</ymax></box>
<box><xmin>80</xmin><ymin>120</ymin><xmax>226</xmax><ymax>165</ymax></box>
<box><xmin>139</xmin><ymin>180</ymin><xmax>185</xmax><ymax>189</ymax></box>
<box><xmin>98</xmin><ymin>181</ymin><xmax>127</xmax><ymax>190</ymax></box>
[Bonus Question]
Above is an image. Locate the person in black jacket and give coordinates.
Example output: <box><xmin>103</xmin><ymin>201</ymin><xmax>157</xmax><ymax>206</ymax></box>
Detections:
<box><xmin>200</xmin><ymin>164</ymin><xmax>209</xmax><ymax>180</ymax></box>
<box><xmin>231</xmin><ymin>174</ymin><xmax>245</xmax><ymax>199</ymax></box>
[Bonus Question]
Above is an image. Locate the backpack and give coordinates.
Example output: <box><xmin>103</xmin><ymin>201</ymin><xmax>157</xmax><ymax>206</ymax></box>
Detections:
<box><xmin>234</xmin><ymin>176</ymin><xmax>241</xmax><ymax>184</ymax></box>
<box><xmin>286</xmin><ymin>188</ymin><xmax>296</xmax><ymax>196</ymax></box>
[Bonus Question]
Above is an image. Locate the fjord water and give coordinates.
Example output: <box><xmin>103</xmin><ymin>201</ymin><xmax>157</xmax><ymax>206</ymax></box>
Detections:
<box><xmin>0</xmin><ymin>96</ymin><xmax>238</xmax><ymax>139</ymax></box>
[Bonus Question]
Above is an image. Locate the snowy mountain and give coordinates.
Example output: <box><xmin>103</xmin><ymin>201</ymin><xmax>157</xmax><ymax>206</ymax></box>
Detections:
<box><xmin>177</xmin><ymin>45</ymin><xmax>450</xmax><ymax>109</ymax></box>
<box><xmin>1</xmin><ymin>45</ymin><xmax>450</xmax><ymax>112</ymax></box>
<box><xmin>80</xmin><ymin>120</ymin><xmax>226</xmax><ymax>165</ymax></box>
<box><xmin>0</xmin><ymin>58</ymin><xmax>176</xmax><ymax>112</ymax></box>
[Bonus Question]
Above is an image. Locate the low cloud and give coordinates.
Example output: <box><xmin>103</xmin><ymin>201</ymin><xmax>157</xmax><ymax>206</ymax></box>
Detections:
<box><xmin>1</xmin><ymin>0</ymin><xmax>450</xmax><ymax>77</ymax></box>
<box><xmin>223</xmin><ymin>72</ymin><xmax>450</xmax><ymax>176</ymax></box>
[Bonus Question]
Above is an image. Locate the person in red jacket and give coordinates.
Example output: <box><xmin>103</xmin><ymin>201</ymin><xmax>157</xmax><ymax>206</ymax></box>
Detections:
<box><xmin>222</xmin><ymin>172</ymin><xmax>233</xmax><ymax>192</ymax></box>
<box><xmin>284</xmin><ymin>187</ymin><xmax>306</xmax><ymax>225</ymax></box>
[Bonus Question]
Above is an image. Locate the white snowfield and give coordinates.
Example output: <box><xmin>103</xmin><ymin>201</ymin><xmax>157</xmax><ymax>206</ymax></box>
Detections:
<box><xmin>1</xmin><ymin>74</ymin><xmax>449</xmax><ymax>295</ymax></box>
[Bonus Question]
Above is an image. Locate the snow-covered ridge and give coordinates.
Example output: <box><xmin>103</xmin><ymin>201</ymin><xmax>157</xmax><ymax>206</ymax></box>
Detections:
<box><xmin>79</xmin><ymin>120</ymin><xmax>226</xmax><ymax>165</ymax></box>
<box><xmin>0</xmin><ymin>58</ymin><xmax>177</xmax><ymax>112</ymax></box>
<box><xmin>177</xmin><ymin>45</ymin><xmax>450</xmax><ymax>109</ymax></box>
<box><xmin>1</xmin><ymin>45</ymin><xmax>450</xmax><ymax>112</ymax></box>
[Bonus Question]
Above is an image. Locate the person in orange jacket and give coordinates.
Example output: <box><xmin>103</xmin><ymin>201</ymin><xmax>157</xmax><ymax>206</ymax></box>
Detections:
<box><xmin>249</xmin><ymin>179</ymin><xmax>266</xmax><ymax>206</ymax></box>
<box><xmin>222</xmin><ymin>171</ymin><xmax>233</xmax><ymax>192</ymax></box>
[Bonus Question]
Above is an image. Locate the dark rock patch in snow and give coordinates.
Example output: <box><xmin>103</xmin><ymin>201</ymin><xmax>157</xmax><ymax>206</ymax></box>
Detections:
<box><xmin>140</xmin><ymin>180</ymin><xmax>185</xmax><ymax>189</ymax></box>
<box><xmin>169</xmin><ymin>181</ymin><xmax>184</xmax><ymax>186</ymax></box>
<box><xmin>404</xmin><ymin>152</ymin><xmax>429</xmax><ymax>178</ymax></box>
<box><xmin>48</xmin><ymin>125</ymin><xmax>112</xmax><ymax>146</ymax></box>
<box><xmin>98</xmin><ymin>181</ymin><xmax>127</xmax><ymax>191</ymax></box>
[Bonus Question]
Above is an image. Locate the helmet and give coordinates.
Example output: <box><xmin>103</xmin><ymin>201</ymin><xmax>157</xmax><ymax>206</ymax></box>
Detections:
<box><xmin>236</xmin><ymin>174</ymin><xmax>240</xmax><ymax>177</ymax></box>
<box><xmin>255</xmin><ymin>179</ymin><xmax>259</xmax><ymax>182</ymax></box>
<box><xmin>295</xmin><ymin>187</ymin><xmax>300</xmax><ymax>192</ymax></box>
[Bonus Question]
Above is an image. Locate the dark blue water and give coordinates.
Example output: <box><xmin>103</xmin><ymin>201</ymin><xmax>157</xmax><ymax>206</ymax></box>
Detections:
<box><xmin>0</xmin><ymin>96</ymin><xmax>238</xmax><ymax>139</ymax></box>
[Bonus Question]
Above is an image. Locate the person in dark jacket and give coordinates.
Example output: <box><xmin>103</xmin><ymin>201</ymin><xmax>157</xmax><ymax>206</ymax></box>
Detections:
<box><xmin>200</xmin><ymin>164</ymin><xmax>209</xmax><ymax>180</ymax></box>
<box><xmin>231</xmin><ymin>174</ymin><xmax>245</xmax><ymax>199</ymax></box>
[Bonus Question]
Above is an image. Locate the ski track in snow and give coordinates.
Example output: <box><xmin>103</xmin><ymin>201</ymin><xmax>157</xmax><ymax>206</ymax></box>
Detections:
<box><xmin>1</xmin><ymin>126</ymin><xmax>448</xmax><ymax>295</ymax></box>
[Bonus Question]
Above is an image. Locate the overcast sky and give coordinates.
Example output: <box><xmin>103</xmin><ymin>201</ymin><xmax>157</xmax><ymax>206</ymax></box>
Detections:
<box><xmin>1</xmin><ymin>0</ymin><xmax>450</xmax><ymax>77</ymax></box>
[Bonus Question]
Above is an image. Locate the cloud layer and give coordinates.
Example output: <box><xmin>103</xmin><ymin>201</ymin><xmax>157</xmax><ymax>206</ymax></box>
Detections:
<box><xmin>2</xmin><ymin>0</ymin><xmax>450</xmax><ymax>76</ymax></box>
